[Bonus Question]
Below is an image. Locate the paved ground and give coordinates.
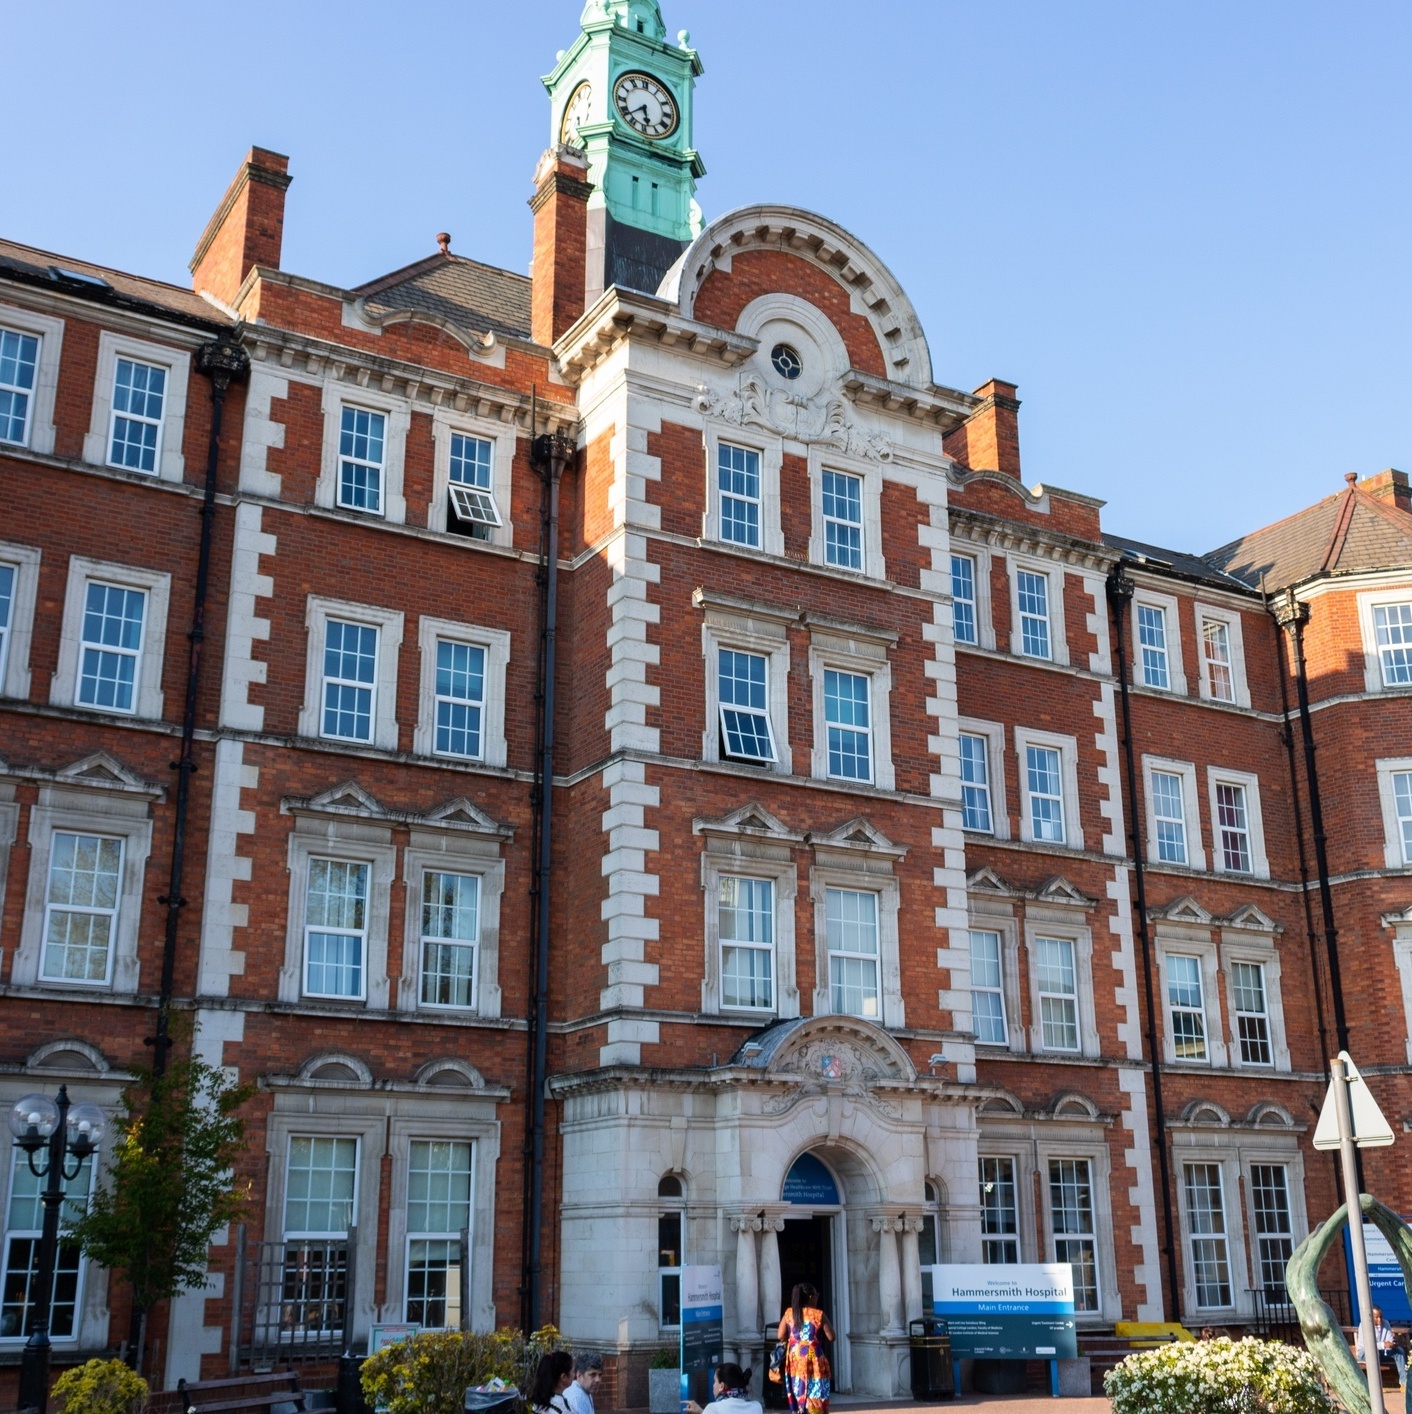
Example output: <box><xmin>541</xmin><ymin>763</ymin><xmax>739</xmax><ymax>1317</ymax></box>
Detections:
<box><xmin>829</xmin><ymin>1395</ymin><xmax>1107</xmax><ymax>1414</ymax></box>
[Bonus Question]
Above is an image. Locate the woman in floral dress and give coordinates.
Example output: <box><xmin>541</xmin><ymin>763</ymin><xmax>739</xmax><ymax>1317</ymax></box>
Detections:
<box><xmin>776</xmin><ymin>1282</ymin><xmax>834</xmax><ymax>1414</ymax></box>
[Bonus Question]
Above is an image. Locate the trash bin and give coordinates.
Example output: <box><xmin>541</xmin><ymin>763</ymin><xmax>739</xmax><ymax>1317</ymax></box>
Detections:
<box><xmin>909</xmin><ymin>1317</ymin><xmax>954</xmax><ymax>1400</ymax></box>
<box><xmin>465</xmin><ymin>1390</ymin><xmax>523</xmax><ymax>1414</ymax></box>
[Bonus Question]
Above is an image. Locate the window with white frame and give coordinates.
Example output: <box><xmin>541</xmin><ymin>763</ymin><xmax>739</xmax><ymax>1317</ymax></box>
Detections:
<box><xmin>1151</xmin><ymin>770</ymin><xmax>1189</xmax><ymax>864</ymax></box>
<box><xmin>952</xmin><ymin>553</ymin><xmax>978</xmax><ymax>646</ymax></box>
<box><xmin>337</xmin><ymin>406</ymin><xmax>386</xmax><ymax>513</ymax></box>
<box><xmin>1183</xmin><ymin>1162</ymin><xmax>1233</xmax><ymax>1308</ymax></box>
<box><xmin>1375</xmin><ymin>759</ymin><xmax>1412</xmax><ymax>869</ymax></box>
<box><xmin>1016</xmin><ymin>568</ymin><xmax>1052</xmax><ymax>659</ymax></box>
<box><xmin>1214</xmin><ymin>780</ymin><xmax>1253</xmax><ymax>873</ymax></box>
<box><xmin>823</xmin><ymin>669</ymin><xmax>872</xmax><ymax>781</ymax></box>
<box><xmin>719</xmin><ymin>875</ymin><xmax>774</xmax><ymax>1011</ymax></box>
<box><xmin>108</xmin><ymin>357</ymin><xmax>166</xmax><ymax>473</ymax></box>
<box><xmin>433</xmin><ymin>639</ymin><xmax>485</xmax><ymax>759</ymax></box>
<box><xmin>1249</xmin><ymin>1163</ymin><xmax>1293</xmax><ymax>1300</ymax></box>
<box><xmin>0</xmin><ymin>1145</ymin><xmax>95</xmax><ymax>1341</ymax></box>
<box><xmin>1396</xmin><ymin>771</ymin><xmax>1412</xmax><ymax>864</ymax></box>
<box><xmin>658</xmin><ymin>1175</ymin><xmax>683</xmax><ymax>1328</ymax></box>
<box><xmin>281</xmin><ymin>1135</ymin><xmax>356</xmax><ymax>1335</ymax></box>
<box><xmin>40</xmin><ymin>832</ymin><xmax>123</xmax><ymax>987</ymax></box>
<box><xmin>1137</xmin><ymin>603</ymin><xmax>1170</xmax><ymax>689</ymax></box>
<box><xmin>321</xmin><ymin>619</ymin><xmax>379</xmax><ymax>743</ymax></box>
<box><xmin>920</xmin><ymin>1180</ymin><xmax>942</xmax><ymax>1312</ymax></box>
<box><xmin>405</xmin><ymin>1140</ymin><xmax>472</xmax><ymax>1329</ymax></box>
<box><xmin>0</xmin><ymin>544</ymin><xmax>40</xmax><ymax>702</ymax></box>
<box><xmin>1035</xmin><ymin>936</ymin><xmax>1079</xmax><ymax>1052</ymax></box>
<box><xmin>821</xmin><ymin>468</ymin><xmax>864</xmax><ymax>570</ymax></box>
<box><xmin>970</xmin><ymin>929</ymin><xmax>1007</xmax><ymax>1045</ymax></box>
<box><xmin>979</xmin><ymin>1156</ymin><xmax>1019</xmax><ymax>1263</ymax></box>
<box><xmin>446</xmin><ymin>433</ymin><xmax>501</xmax><ymax>540</ymax></box>
<box><xmin>77</xmin><ymin>582</ymin><xmax>146</xmax><ymax>715</ymax></box>
<box><xmin>960</xmin><ymin>733</ymin><xmax>994</xmax><ymax>833</ymax></box>
<box><xmin>1025</xmin><ymin>744</ymin><xmax>1065</xmax><ymax>843</ymax></box>
<box><xmin>1201</xmin><ymin>618</ymin><xmax>1236</xmax><ymax>701</ymax></box>
<box><xmin>0</xmin><ymin>564</ymin><xmax>13</xmax><ymax>690</ymax></box>
<box><xmin>0</xmin><ymin>328</ymin><xmax>40</xmax><ymax>447</ymax></box>
<box><xmin>827</xmin><ymin>887</ymin><xmax>880</xmax><ymax>1019</ymax></box>
<box><xmin>1231</xmin><ymin>961</ymin><xmax>1272</xmax><ymax>1065</ymax></box>
<box><xmin>1374</xmin><ymin>603</ymin><xmax>1412</xmax><ymax>687</ymax></box>
<box><xmin>1166</xmin><ymin>954</ymin><xmax>1208</xmax><ymax>1061</ymax></box>
<box><xmin>717</xmin><ymin>441</ymin><xmax>761</xmax><ymax>547</ymax></box>
<box><xmin>718</xmin><ymin>647</ymin><xmax>776</xmax><ymax>763</ymax></box>
<box><xmin>420</xmin><ymin>870</ymin><xmax>480</xmax><ymax>1010</ymax></box>
<box><xmin>303</xmin><ymin>859</ymin><xmax>369</xmax><ymax>1000</ymax></box>
<box><xmin>1048</xmin><ymin>1159</ymin><xmax>1098</xmax><ymax>1311</ymax></box>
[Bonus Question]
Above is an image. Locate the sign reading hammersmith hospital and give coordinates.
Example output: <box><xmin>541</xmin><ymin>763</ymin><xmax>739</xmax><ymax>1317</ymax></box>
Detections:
<box><xmin>928</xmin><ymin>1264</ymin><xmax>1079</xmax><ymax>1359</ymax></box>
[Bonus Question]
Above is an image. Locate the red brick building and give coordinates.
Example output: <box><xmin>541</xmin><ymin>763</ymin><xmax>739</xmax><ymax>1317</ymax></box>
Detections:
<box><xmin>2</xmin><ymin>0</ymin><xmax>1410</xmax><ymax>1400</ymax></box>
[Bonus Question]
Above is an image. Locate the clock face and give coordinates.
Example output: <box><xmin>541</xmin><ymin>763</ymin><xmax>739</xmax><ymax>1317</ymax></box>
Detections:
<box><xmin>613</xmin><ymin>71</ymin><xmax>678</xmax><ymax>139</ymax></box>
<box><xmin>559</xmin><ymin>82</ymin><xmax>593</xmax><ymax>147</ymax></box>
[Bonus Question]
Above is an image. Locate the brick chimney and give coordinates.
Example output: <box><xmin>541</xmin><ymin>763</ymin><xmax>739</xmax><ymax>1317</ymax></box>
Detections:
<box><xmin>530</xmin><ymin>146</ymin><xmax>592</xmax><ymax>347</ymax></box>
<box><xmin>1357</xmin><ymin>468</ymin><xmax>1412</xmax><ymax>514</ymax></box>
<box><xmin>943</xmin><ymin>378</ymin><xmax>1022</xmax><ymax>477</ymax></box>
<box><xmin>190</xmin><ymin>147</ymin><xmax>292</xmax><ymax>307</ymax></box>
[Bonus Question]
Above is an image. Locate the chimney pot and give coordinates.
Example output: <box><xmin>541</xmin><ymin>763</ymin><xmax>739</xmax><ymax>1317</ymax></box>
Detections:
<box><xmin>437</xmin><ymin>232</ymin><xmax>452</xmax><ymax>255</ymax></box>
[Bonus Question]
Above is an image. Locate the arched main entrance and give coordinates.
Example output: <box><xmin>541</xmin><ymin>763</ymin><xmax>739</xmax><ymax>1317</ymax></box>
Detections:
<box><xmin>779</xmin><ymin>1152</ymin><xmax>847</xmax><ymax>1391</ymax></box>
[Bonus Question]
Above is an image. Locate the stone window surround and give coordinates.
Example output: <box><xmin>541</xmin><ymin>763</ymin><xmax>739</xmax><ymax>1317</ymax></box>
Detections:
<box><xmin>807</xmin><ymin>626</ymin><xmax>895</xmax><ymax>791</ymax></box>
<box><xmin>701</xmin><ymin>420</ymin><xmax>785</xmax><ymax>558</ymax></box>
<box><xmin>806</xmin><ymin>445</ymin><xmax>886</xmax><ymax>581</ymax></box>
<box><xmin>958</xmin><ymin>716</ymin><xmax>1010</xmax><ymax>840</ymax></box>
<box><xmin>1005</xmin><ymin>552</ymin><xmax>1070</xmax><ymax>666</ymax></box>
<box><xmin>1382</xmin><ymin>908</ymin><xmax>1412</xmax><ymax>1065</ymax></box>
<box><xmin>1141</xmin><ymin>754</ymin><xmax>1206</xmax><ymax>871</ymax></box>
<box><xmin>1131</xmin><ymin>586</ymin><xmax>1188</xmax><ymax>695</ymax></box>
<box><xmin>317</xmin><ymin>380</ymin><xmax>411</xmax><ymax>525</ymax></box>
<box><xmin>279</xmin><ymin>817</ymin><xmax>397</xmax><ymax>1009</ymax></box>
<box><xmin>13</xmin><ymin>785</ymin><xmax>155</xmax><ymax>995</ymax></box>
<box><xmin>1194</xmin><ymin>602</ymin><xmax>1251</xmax><ymax>708</ymax></box>
<box><xmin>413</xmin><ymin>616</ymin><xmax>512</xmax><ymax>768</ymax></box>
<box><xmin>1219</xmin><ymin>929</ymin><xmax>1291</xmax><ymax>1073</ymax></box>
<box><xmin>966</xmin><ymin>897</ymin><xmax>1024</xmax><ymax>1053</ymax></box>
<box><xmin>1355</xmin><ymin>586</ymin><xmax>1412</xmax><ymax>694</ymax></box>
<box><xmin>1154</xmin><ymin>931</ymin><xmax>1227</xmax><ymax>1068</ymax></box>
<box><xmin>50</xmin><ymin>556</ymin><xmax>171</xmax><ymax>721</ymax></box>
<box><xmin>1013</xmin><ymin>725</ymin><xmax>1083</xmax><ymax>851</ymax></box>
<box><xmin>427</xmin><ymin>407</ymin><xmax>516</xmax><ymax>546</ymax></box>
<box><xmin>0</xmin><ymin>541</ymin><xmax>41</xmax><ymax>701</ymax></box>
<box><xmin>698</xmin><ymin>602</ymin><xmax>793</xmax><ymax>775</ymax></box>
<box><xmin>1375</xmin><ymin>756</ymin><xmax>1412</xmax><ymax>868</ymax></box>
<box><xmin>298</xmin><ymin>596</ymin><xmax>405</xmax><ymax>752</ymax></box>
<box><xmin>398</xmin><ymin>829</ymin><xmax>507</xmax><ymax>1020</ymax></box>
<box><xmin>0</xmin><ymin>302</ymin><xmax>64</xmax><ymax>456</ymax></box>
<box><xmin>83</xmin><ymin>329</ymin><xmax>191</xmax><ymax>483</ymax></box>
<box><xmin>1206</xmin><ymin>766</ymin><xmax>1270</xmax><ymax>879</ymax></box>
<box><xmin>698</xmin><ymin>837</ymin><xmax>800</xmax><ymax>1020</ymax></box>
<box><xmin>971</xmin><ymin>1137</ymin><xmax>1041</xmax><ymax>1263</ymax></box>
<box><xmin>1022</xmin><ymin>908</ymin><xmax>1099</xmax><ymax>1059</ymax></box>
<box><xmin>809</xmin><ymin>847</ymin><xmax>905</xmax><ymax>1029</ymax></box>
<box><xmin>948</xmin><ymin>540</ymin><xmax>997</xmax><ymax>653</ymax></box>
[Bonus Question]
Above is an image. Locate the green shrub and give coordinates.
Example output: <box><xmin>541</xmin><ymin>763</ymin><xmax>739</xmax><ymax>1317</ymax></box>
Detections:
<box><xmin>51</xmin><ymin>1359</ymin><xmax>148</xmax><ymax>1414</ymax></box>
<box><xmin>361</xmin><ymin>1324</ymin><xmax>566</xmax><ymax>1414</ymax></box>
<box><xmin>649</xmin><ymin>1348</ymin><xmax>680</xmax><ymax>1370</ymax></box>
<box><xmin>1105</xmin><ymin>1336</ymin><xmax>1335</xmax><ymax>1414</ymax></box>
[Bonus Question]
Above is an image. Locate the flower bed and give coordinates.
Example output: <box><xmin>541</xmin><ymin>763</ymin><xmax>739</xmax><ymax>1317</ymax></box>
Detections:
<box><xmin>1105</xmin><ymin>1336</ymin><xmax>1334</xmax><ymax>1414</ymax></box>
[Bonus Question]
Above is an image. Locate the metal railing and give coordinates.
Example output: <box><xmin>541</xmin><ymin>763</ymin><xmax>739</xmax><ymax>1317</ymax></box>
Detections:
<box><xmin>1246</xmin><ymin>1285</ymin><xmax>1350</xmax><ymax>1343</ymax></box>
<box><xmin>230</xmin><ymin>1224</ymin><xmax>354</xmax><ymax>1370</ymax></box>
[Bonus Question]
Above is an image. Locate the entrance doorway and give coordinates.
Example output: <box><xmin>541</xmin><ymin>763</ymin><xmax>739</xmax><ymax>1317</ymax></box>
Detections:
<box><xmin>778</xmin><ymin>1215</ymin><xmax>833</xmax><ymax>1320</ymax></box>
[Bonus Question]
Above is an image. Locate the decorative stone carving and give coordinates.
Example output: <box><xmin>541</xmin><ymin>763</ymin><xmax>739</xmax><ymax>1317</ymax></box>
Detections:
<box><xmin>696</xmin><ymin>374</ymin><xmax>893</xmax><ymax>462</ymax></box>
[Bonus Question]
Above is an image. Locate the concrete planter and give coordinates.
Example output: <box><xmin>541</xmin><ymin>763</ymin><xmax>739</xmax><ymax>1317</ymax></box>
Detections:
<box><xmin>648</xmin><ymin>1368</ymin><xmax>681</xmax><ymax>1414</ymax></box>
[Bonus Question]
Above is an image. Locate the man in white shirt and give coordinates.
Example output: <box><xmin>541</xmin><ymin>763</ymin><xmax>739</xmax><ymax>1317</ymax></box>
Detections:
<box><xmin>1355</xmin><ymin>1307</ymin><xmax>1407</xmax><ymax>1388</ymax></box>
<box><xmin>566</xmin><ymin>1352</ymin><xmax>603</xmax><ymax>1414</ymax></box>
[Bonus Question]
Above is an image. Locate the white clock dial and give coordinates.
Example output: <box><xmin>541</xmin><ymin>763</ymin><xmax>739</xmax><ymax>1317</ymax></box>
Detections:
<box><xmin>559</xmin><ymin>82</ymin><xmax>593</xmax><ymax>146</ymax></box>
<box><xmin>613</xmin><ymin>71</ymin><xmax>678</xmax><ymax>139</ymax></box>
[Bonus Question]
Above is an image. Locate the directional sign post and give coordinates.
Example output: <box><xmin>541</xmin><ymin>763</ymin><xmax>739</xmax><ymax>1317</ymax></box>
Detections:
<box><xmin>1314</xmin><ymin>1052</ymin><xmax>1395</xmax><ymax>1414</ymax></box>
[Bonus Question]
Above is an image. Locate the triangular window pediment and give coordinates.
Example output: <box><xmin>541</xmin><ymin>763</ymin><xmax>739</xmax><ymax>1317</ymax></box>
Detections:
<box><xmin>808</xmin><ymin>818</ymin><xmax>902</xmax><ymax>856</ymax></box>
<box><xmin>967</xmin><ymin>866</ymin><xmax>1015</xmax><ymax>896</ymax></box>
<box><xmin>1034</xmin><ymin>876</ymin><xmax>1093</xmax><ymax>907</ymax></box>
<box><xmin>423</xmin><ymin>797</ymin><xmax>506</xmax><ymax>834</ymax></box>
<box><xmin>1222</xmin><ymin>903</ymin><xmax>1278</xmax><ymax>933</ymax></box>
<box><xmin>695</xmin><ymin>803</ymin><xmax>801</xmax><ymax>842</ymax></box>
<box><xmin>305</xmin><ymin>781</ymin><xmax>384</xmax><ymax>817</ymax></box>
<box><xmin>1153</xmin><ymin>895</ymin><xmax>1213</xmax><ymax>925</ymax></box>
<box><xmin>57</xmin><ymin>751</ymin><xmax>151</xmax><ymax>791</ymax></box>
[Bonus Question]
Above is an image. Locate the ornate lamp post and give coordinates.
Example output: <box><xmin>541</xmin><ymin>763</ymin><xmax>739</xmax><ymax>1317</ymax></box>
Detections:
<box><xmin>8</xmin><ymin>1086</ymin><xmax>106</xmax><ymax>1414</ymax></box>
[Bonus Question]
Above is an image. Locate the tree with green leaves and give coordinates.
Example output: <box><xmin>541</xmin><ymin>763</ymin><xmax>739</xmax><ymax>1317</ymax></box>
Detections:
<box><xmin>67</xmin><ymin>1045</ymin><xmax>253</xmax><ymax>1373</ymax></box>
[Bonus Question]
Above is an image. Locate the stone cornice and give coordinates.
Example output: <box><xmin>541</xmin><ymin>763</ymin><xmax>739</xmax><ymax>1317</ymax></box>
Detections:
<box><xmin>948</xmin><ymin>505</ymin><xmax>1118</xmax><ymax>572</ymax></box>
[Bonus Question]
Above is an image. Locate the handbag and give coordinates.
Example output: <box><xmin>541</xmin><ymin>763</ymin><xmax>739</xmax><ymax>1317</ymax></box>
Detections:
<box><xmin>768</xmin><ymin>1342</ymin><xmax>786</xmax><ymax>1383</ymax></box>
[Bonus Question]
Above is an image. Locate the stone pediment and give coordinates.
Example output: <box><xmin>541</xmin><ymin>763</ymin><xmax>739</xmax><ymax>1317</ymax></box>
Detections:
<box><xmin>422</xmin><ymin>797</ymin><xmax>512</xmax><ymax>837</ymax></box>
<box><xmin>808</xmin><ymin>818</ymin><xmax>905</xmax><ymax>859</ymax></box>
<box><xmin>1149</xmin><ymin>895</ymin><xmax>1213</xmax><ymax>926</ymax></box>
<box><xmin>733</xmin><ymin>1015</ymin><xmax>917</xmax><ymax>1085</ymax></box>
<box><xmin>302</xmin><ymin>781</ymin><xmax>384</xmax><ymax>817</ymax></box>
<box><xmin>56</xmin><ymin>751</ymin><xmax>157</xmax><ymax>795</ymax></box>
<box><xmin>695</xmin><ymin>802</ymin><xmax>802</xmax><ymax>842</ymax></box>
<box><xmin>1221</xmin><ymin>903</ymin><xmax>1280</xmax><ymax>934</ymax></box>
<box><xmin>1033</xmin><ymin>876</ymin><xmax>1094</xmax><ymax>908</ymax></box>
<box><xmin>967</xmin><ymin>866</ymin><xmax>1017</xmax><ymax>896</ymax></box>
<box><xmin>283</xmin><ymin>784</ymin><xmax>510</xmax><ymax>837</ymax></box>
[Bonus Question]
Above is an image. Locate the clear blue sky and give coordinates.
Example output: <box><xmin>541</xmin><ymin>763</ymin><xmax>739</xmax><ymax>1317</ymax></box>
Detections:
<box><xmin>7</xmin><ymin>0</ymin><xmax>1409</xmax><ymax>552</ymax></box>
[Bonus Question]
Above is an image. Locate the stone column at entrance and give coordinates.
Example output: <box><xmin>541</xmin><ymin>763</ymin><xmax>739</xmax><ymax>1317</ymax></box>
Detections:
<box><xmin>871</xmin><ymin>1213</ymin><xmax>904</xmax><ymax>1335</ymax></box>
<box><xmin>731</xmin><ymin>1213</ymin><xmax>762</xmax><ymax>1358</ymax></box>
<box><xmin>900</xmin><ymin>1215</ymin><xmax>924</xmax><ymax>1326</ymax></box>
<box><xmin>760</xmin><ymin>1214</ymin><xmax>785</xmax><ymax>1335</ymax></box>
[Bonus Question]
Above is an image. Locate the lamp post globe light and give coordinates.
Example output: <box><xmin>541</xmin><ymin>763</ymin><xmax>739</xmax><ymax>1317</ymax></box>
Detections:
<box><xmin>7</xmin><ymin>1086</ymin><xmax>106</xmax><ymax>1414</ymax></box>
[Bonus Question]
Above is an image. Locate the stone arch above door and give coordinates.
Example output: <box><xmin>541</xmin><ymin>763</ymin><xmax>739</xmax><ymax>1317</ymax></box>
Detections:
<box><xmin>731</xmin><ymin>1014</ymin><xmax>918</xmax><ymax>1085</ymax></box>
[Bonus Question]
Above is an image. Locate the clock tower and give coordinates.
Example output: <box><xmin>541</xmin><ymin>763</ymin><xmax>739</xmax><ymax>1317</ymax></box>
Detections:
<box><xmin>544</xmin><ymin>0</ymin><xmax>704</xmax><ymax>304</ymax></box>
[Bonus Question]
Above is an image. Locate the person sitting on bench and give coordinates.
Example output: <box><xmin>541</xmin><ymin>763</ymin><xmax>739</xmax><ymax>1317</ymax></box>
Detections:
<box><xmin>1355</xmin><ymin>1308</ymin><xmax>1407</xmax><ymax>1388</ymax></box>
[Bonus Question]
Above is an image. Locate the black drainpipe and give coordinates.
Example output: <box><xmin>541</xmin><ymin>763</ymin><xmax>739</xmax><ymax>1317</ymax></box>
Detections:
<box><xmin>1106</xmin><ymin>562</ymin><xmax>1182</xmax><ymax>1322</ymax></box>
<box><xmin>150</xmin><ymin>337</ymin><xmax>250</xmax><ymax>1076</ymax></box>
<box><xmin>522</xmin><ymin>421</ymin><xmax>574</xmax><ymax>1333</ymax></box>
<box><xmin>1272</xmin><ymin>589</ymin><xmax>1349</xmax><ymax>1053</ymax></box>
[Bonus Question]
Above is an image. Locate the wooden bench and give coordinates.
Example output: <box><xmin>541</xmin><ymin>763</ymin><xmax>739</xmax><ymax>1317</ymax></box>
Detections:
<box><xmin>1078</xmin><ymin>1331</ymin><xmax>1182</xmax><ymax>1394</ymax></box>
<box><xmin>146</xmin><ymin>1371</ymin><xmax>305</xmax><ymax>1414</ymax></box>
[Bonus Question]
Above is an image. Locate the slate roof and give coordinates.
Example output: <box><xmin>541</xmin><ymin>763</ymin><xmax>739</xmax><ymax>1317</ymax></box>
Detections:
<box><xmin>356</xmin><ymin>252</ymin><xmax>533</xmax><ymax>343</ymax></box>
<box><xmin>0</xmin><ymin>237</ymin><xmax>228</xmax><ymax>328</ymax></box>
<box><xmin>1104</xmin><ymin>533</ymin><xmax>1255</xmax><ymax>593</ymax></box>
<box><xmin>1207</xmin><ymin>478</ymin><xmax>1412</xmax><ymax>589</ymax></box>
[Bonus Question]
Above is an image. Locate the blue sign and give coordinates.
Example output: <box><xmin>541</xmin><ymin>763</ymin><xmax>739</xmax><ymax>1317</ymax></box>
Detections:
<box><xmin>929</xmin><ymin>1264</ymin><xmax>1079</xmax><ymax>1360</ymax></box>
<box><xmin>1345</xmin><ymin>1223</ymin><xmax>1412</xmax><ymax>1323</ymax></box>
<box><xmin>680</xmin><ymin>1266</ymin><xmax>724</xmax><ymax>1412</ymax></box>
<box><xmin>782</xmin><ymin>1153</ymin><xmax>840</xmax><ymax>1205</ymax></box>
